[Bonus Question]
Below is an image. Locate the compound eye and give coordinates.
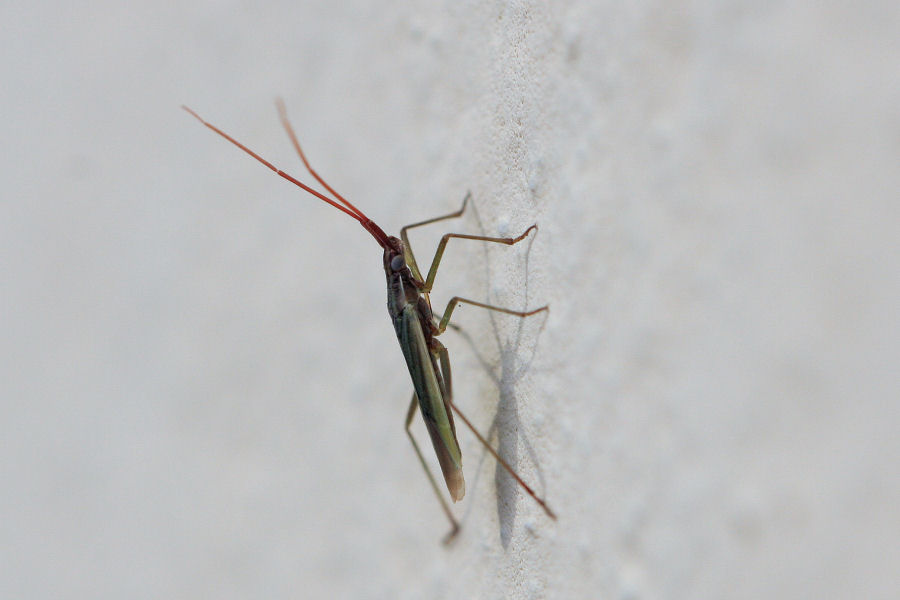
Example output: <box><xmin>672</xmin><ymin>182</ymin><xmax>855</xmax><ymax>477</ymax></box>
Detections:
<box><xmin>390</xmin><ymin>254</ymin><xmax>405</xmax><ymax>271</ymax></box>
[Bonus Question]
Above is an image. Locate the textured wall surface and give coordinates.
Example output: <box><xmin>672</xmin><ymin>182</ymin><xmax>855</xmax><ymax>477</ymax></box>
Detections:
<box><xmin>2</xmin><ymin>1</ymin><xmax>897</xmax><ymax>598</ymax></box>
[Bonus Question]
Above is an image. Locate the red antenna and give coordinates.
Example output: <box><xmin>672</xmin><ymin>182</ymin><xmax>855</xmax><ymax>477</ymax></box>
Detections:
<box><xmin>182</xmin><ymin>104</ymin><xmax>391</xmax><ymax>247</ymax></box>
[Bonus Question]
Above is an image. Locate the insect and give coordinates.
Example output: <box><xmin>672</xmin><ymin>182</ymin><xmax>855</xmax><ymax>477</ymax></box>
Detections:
<box><xmin>183</xmin><ymin>101</ymin><xmax>556</xmax><ymax>542</ymax></box>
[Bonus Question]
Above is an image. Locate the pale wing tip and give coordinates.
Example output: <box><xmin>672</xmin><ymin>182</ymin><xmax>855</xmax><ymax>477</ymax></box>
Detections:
<box><xmin>449</xmin><ymin>472</ymin><xmax>466</xmax><ymax>502</ymax></box>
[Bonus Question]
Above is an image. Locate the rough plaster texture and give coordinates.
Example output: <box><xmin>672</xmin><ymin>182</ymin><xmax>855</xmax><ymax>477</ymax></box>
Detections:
<box><xmin>2</xmin><ymin>1</ymin><xmax>897</xmax><ymax>598</ymax></box>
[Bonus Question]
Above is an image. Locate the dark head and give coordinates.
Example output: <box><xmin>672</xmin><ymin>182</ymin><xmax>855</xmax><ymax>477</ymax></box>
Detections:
<box><xmin>381</xmin><ymin>235</ymin><xmax>407</xmax><ymax>276</ymax></box>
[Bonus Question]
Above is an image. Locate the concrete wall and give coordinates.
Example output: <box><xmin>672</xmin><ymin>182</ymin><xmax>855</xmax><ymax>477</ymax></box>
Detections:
<box><xmin>3</xmin><ymin>1</ymin><xmax>897</xmax><ymax>597</ymax></box>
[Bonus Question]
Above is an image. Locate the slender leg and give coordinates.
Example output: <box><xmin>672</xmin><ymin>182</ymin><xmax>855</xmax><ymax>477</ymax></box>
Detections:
<box><xmin>405</xmin><ymin>393</ymin><xmax>460</xmax><ymax>544</ymax></box>
<box><xmin>435</xmin><ymin>339</ymin><xmax>453</xmax><ymax>402</ymax></box>
<box><xmin>436</xmin><ymin>297</ymin><xmax>548</xmax><ymax>334</ymax></box>
<box><xmin>431</xmin><ymin>344</ymin><xmax>556</xmax><ymax>520</ymax></box>
<box><xmin>420</xmin><ymin>224</ymin><xmax>538</xmax><ymax>293</ymax></box>
<box><xmin>400</xmin><ymin>192</ymin><xmax>470</xmax><ymax>282</ymax></box>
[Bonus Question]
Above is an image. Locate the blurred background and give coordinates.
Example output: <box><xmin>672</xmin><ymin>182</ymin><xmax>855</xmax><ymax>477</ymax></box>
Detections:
<box><xmin>2</xmin><ymin>1</ymin><xmax>897</xmax><ymax>598</ymax></box>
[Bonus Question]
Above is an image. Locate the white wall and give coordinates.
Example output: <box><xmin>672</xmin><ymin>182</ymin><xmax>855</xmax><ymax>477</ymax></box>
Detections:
<box><xmin>2</xmin><ymin>1</ymin><xmax>897</xmax><ymax>597</ymax></box>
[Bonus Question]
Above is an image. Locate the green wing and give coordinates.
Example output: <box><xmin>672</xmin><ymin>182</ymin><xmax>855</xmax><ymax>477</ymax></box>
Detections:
<box><xmin>397</xmin><ymin>304</ymin><xmax>465</xmax><ymax>501</ymax></box>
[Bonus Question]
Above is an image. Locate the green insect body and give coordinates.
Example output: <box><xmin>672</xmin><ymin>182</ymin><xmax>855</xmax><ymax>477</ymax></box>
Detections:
<box><xmin>184</xmin><ymin>101</ymin><xmax>555</xmax><ymax>542</ymax></box>
<box><xmin>388</xmin><ymin>249</ymin><xmax>464</xmax><ymax>501</ymax></box>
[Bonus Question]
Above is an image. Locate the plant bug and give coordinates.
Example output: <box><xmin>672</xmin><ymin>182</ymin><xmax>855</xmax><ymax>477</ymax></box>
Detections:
<box><xmin>183</xmin><ymin>101</ymin><xmax>555</xmax><ymax>542</ymax></box>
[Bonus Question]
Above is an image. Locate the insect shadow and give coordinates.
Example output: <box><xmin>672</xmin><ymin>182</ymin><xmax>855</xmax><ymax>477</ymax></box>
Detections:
<box><xmin>440</xmin><ymin>200</ymin><xmax>551</xmax><ymax>548</ymax></box>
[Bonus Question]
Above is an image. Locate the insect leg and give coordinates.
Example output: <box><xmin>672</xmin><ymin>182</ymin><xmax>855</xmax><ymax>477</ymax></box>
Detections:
<box><xmin>400</xmin><ymin>192</ymin><xmax>470</xmax><ymax>282</ymax></box>
<box><xmin>436</xmin><ymin>297</ymin><xmax>548</xmax><ymax>334</ymax></box>
<box><xmin>431</xmin><ymin>342</ymin><xmax>557</xmax><ymax>520</ymax></box>
<box><xmin>420</xmin><ymin>224</ymin><xmax>539</xmax><ymax>293</ymax></box>
<box><xmin>405</xmin><ymin>393</ymin><xmax>461</xmax><ymax>544</ymax></box>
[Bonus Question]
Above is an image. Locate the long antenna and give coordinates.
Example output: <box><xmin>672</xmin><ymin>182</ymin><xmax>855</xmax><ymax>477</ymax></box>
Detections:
<box><xmin>276</xmin><ymin>99</ymin><xmax>367</xmax><ymax>221</ymax></box>
<box><xmin>181</xmin><ymin>105</ymin><xmax>391</xmax><ymax>247</ymax></box>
